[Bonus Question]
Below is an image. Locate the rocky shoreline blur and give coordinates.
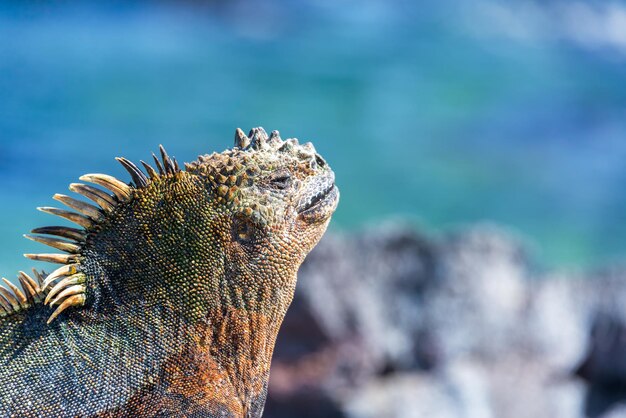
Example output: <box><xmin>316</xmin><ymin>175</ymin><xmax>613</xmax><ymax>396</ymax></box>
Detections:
<box><xmin>267</xmin><ymin>222</ymin><xmax>626</xmax><ymax>418</ymax></box>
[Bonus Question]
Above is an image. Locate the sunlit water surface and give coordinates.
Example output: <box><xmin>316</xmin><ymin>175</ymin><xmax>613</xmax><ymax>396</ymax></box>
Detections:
<box><xmin>1</xmin><ymin>1</ymin><xmax>626</xmax><ymax>277</ymax></box>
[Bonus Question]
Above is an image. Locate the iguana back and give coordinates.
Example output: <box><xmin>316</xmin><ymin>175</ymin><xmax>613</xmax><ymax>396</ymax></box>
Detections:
<box><xmin>0</xmin><ymin>127</ymin><xmax>339</xmax><ymax>417</ymax></box>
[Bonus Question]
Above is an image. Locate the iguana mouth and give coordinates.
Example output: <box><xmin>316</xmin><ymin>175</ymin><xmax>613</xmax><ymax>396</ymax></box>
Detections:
<box><xmin>298</xmin><ymin>175</ymin><xmax>339</xmax><ymax>222</ymax></box>
<box><xmin>302</xmin><ymin>184</ymin><xmax>336</xmax><ymax>211</ymax></box>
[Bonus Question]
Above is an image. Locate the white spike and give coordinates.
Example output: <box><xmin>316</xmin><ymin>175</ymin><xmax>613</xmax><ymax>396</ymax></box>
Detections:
<box><xmin>47</xmin><ymin>294</ymin><xmax>86</xmax><ymax>324</ymax></box>
<box><xmin>42</xmin><ymin>264</ymin><xmax>78</xmax><ymax>291</ymax></box>
<box><xmin>48</xmin><ymin>285</ymin><xmax>85</xmax><ymax>307</ymax></box>
<box><xmin>45</xmin><ymin>274</ymin><xmax>85</xmax><ymax>305</ymax></box>
<box><xmin>79</xmin><ymin>174</ymin><xmax>132</xmax><ymax>201</ymax></box>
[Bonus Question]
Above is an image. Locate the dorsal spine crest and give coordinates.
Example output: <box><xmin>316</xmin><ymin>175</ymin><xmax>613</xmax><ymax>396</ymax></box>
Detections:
<box><xmin>2</xmin><ymin>145</ymin><xmax>181</xmax><ymax>324</ymax></box>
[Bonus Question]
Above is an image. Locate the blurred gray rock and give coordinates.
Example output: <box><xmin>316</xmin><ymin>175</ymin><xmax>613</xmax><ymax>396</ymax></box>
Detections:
<box><xmin>343</xmin><ymin>368</ymin><xmax>490</xmax><ymax>418</ymax></box>
<box><xmin>284</xmin><ymin>222</ymin><xmax>438</xmax><ymax>375</ymax></box>
<box><xmin>426</xmin><ymin>225</ymin><xmax>531</xmax><ymax>360</ymax></box>
<box><xmin>604</xmin><ymin>406</ymin><xmax>626</xmax><ymax>418</ymax></box>
<box><xmin>267</xmin><ymin>222</ymin><xmax>626</xmax><ymax>418</ymax></box>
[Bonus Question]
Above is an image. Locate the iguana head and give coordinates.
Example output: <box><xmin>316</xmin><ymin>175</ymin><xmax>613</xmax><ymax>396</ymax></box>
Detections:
<box><xmin>186</xmin><ymin>127</ymin><xmax>339</xmax><ymax>292</ymax></box>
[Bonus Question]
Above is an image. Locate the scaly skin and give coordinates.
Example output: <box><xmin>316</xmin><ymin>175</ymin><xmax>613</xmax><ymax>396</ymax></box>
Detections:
<box><xmin>0</xmin><ymin>127</ymin><xmax>339</xmax><ymax>417</ymax></box>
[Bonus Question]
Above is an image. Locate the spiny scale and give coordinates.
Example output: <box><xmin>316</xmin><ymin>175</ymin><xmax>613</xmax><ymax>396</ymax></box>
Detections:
<box><xmin>32</xmin><ymin>269</ymin><xmax>47</xmax><ymax>287</ymax></box>
<box><xmin>0</xmin><ymin>284</ymin><xmax>20</xmax><ymax>311</ymax></box>
<box><xmin>53</xmin><ymin>194</ymin><xmax>104</xmax><ymax>222</ymax></box>
<box><xmin>3</xmin><ymin>279</ymin><xmax>27</xmax><ymax>306</ymax></box>
<box><xmin>152</xmin><ymin>153</ymin><xmax>165</xmax><ymax>175</ymax></box>
<box><xmin>48</xmin><ymin>285</ymin><xmax>85</xmax><ymax>307</ymax></box>
<box><xmin>31</xmin><ymin>226</ymin><xmax>86</xmax><ymax>243</ymax></box>
<box><xmin>160</xmin><ymin>144</ymin><xmax>179</xmax><ymax>175</ymax></box>
<box><xmin>0</xmin><ymin>293</ymin><xmax>11</xmax><ymax>315</ymax></box>
<box><xmin>41</xmin><ymin>266</ymin><xmax>86</xmax><ymax>324</ymax></box>
<box><xmin>24</xmin><ymin>234</ymin><xmax>80</xmax><ymax>254</ymax></box>
<box><xmin>37</xmin><ymin>207</ymin><xmax>94</xmax><ymax>229</ymax></box>
<box><xmin>235</xmin><ymin>127</ymin><xmax>251</xmax><ymax>149</ymax></box>
<box><xmin>69</xmin><ymin>183</ymin><xmax>117</xmax><ymax>212</ymax></box>
<box><xmin>116</xmin><ymin>157</ymin><xmax>148</xmax><ymax>188</ymax></box>
<box><xmin>42</xmin><ymin>264</ymin><xmax>78</xmax><ymax>290</ymax></box>
<box><xmin>47</xmin><ymin>294</ymin><xmax>86</xmax><ymax>324</ymax></box>
<box><xmin>79</xmin><ymin>174</ymin><xmax>132</xmax><ymax>201</ymax></box>
<box><xmin>6</xmin><ymin>145</ymin><xmax>179</xmax><ymax>323</ymax></box>
<box><xmin>45</xmin><ymin>273</ymin><xmax>85</xmax><ymax>304</ymax></box>
<box><xmin>19</xmin><ymin>271</ymin><xmax>42</xmax><ymax>303</ymax></box>
<box><xmin>0</xmin><ymin>270</ymin><xmax>44</xmax><ymax>317</ymax></box>
<box><xmin>24</xmin><ymin>253</ymin><xmax>77</xmax><ymax>264</ymax></box>
<box><xmin>140</xmin><ymin>160</ymin><xmax>159</xmax><ymax>179</ymax></box>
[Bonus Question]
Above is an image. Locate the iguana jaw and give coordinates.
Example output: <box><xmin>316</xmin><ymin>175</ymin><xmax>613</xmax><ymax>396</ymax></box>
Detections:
<box><xmin>297</xmin><ymin>170</ymin><xmax>339</xmax><ymax>223</ymax></box>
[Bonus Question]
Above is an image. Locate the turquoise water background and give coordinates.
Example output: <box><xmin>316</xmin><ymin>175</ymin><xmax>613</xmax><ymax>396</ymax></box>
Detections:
<box><xmin>1</xmin><ymin>1</ymin><xmax>626</xmax><ymax>276</ymax></box>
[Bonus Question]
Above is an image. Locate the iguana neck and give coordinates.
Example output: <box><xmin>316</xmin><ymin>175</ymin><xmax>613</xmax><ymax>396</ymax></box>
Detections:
<box><xmin>81</xmin><ymin>283</ymin><xmax>293</xmax><ymax>417</ymax></box>
<box><xmin>76</xmin><ymin>173</ymin><xmax>295</xmax><ymax>414</ymax></box>
<box><xmin>163</xmin><ymin>301</ymin><xmax>292</xmax><ymax>417</ymax></box>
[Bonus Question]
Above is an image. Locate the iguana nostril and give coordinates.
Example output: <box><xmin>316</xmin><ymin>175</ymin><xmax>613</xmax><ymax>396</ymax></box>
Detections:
<box><xmin>315</xmin><ymin>154</ymin><xmax>326</xmax><ymax>168</ymax></box>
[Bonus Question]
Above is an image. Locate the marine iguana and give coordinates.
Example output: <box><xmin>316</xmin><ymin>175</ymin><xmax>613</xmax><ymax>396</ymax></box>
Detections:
<box><xmin>0</xmin><ymin>127</ymin><xmax>339</xmax><ymax>417</ymax></box>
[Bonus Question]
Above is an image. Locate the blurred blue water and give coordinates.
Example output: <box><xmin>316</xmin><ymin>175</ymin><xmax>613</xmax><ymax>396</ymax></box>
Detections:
<box><xmin>1</xmin><ymin>0</ymin><xmax>626</xmax><ymax>275</ymax></box>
